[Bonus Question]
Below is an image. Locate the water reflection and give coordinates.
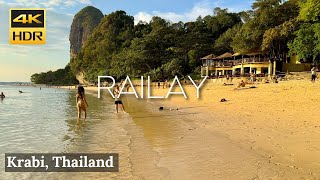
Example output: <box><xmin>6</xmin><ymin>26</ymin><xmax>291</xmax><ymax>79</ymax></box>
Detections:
<box><xmin>126</xmin><ymin>97</ymin><xmax>181</xmax><ymax>148</ymax></box>
<box><xmin>63</xmin><ymin>89</ymin><xmax>108</xmax><ymax>149</ymax></box>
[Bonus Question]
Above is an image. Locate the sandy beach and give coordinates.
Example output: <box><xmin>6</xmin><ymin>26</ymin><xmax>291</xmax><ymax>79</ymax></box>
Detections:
<box><xmin>142</xmin><ymin>74</ymin><xmax>320</xmax><ymax>178</ymax></box>
<box><xmin>59</xmin><ymin>73</ymin><xmax>320</xmax><ymax>179</ymax></box>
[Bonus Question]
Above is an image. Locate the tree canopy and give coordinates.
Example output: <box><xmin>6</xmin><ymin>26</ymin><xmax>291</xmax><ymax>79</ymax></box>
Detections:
<box><xmin>31</xmin><ymin>0</ymin><xmax>320</xmax><ymax>84</ymax></box>
<box><xmin>71</xmin><ymin>8</ymin><xmax>242</xmax><ymax>83</ymax></box>
<box><xmin>31</xmin><ymin>64</ymin><xmax>78</xmax><ymax>85</ymax></box>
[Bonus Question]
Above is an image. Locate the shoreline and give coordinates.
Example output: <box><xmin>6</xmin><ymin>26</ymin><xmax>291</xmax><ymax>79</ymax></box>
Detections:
<box><xmin>132</xmin><ymin>78</ymin><xmax>320</xmax><ymax>178</ymax></box>
<box><xmin>26</xmin><ymin>74</ymin><xmax>320</xmax><ymax>178</ymax></box>
<box><xmin>146</xmin><ymin>78</ymin><xmax>320</xmax><ymax>178</ymax></box>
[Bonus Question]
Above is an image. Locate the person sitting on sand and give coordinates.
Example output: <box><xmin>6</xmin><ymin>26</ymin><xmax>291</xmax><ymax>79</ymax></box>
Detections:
<box><xmin>0</xmin><ymin>92</ymin><xmax>5</xmax><ymax>98</ymax></box>
<box><xmin>113</xmin><ymin>85</ymin><xmax>126</xmax><ymax>113</ymax></box>
<box><xmin>238</xmin><ymin>80</ymin><xmax>246</xmax><ymax>88</ymax></box>
<box><xmin>76</xmin><ymin>86</ymin><xmax>88</xmax><ymax>119</ymax></box>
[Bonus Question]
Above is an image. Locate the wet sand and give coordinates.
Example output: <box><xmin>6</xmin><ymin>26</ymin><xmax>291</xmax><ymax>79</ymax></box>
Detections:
<box><xmin>58</xmin><ymin>74</ymin><xmax>320</xmax><ymax>179</ymax></box>
<box><xmin>144</xmin><ymin>77</ymin><xmax>320</xmax><ymax>178</ymax></box>
<box><xmin>124</xmin><ymin>98</ymin><xmax>314</xmax><ymax>179</ymax></box>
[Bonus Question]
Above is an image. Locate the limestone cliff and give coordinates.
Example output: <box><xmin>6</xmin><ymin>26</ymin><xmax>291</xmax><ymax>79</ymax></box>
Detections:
<box><xmin>69</xmin><ymin>6</ymin><xmax>103</xmax><ymax>84</ymax></box>
<box><xmin>69</xmin><ymin>6</ymin><xmax>103</xmax><ymax>59</ymax></box>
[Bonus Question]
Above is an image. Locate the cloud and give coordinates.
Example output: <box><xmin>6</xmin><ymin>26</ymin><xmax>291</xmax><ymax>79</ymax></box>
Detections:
<box><xmin>64</xmin><ymin>0</ymin><xmax>77</xmax><ymax>7</ymax></box>
<box><xmin>133</xmin><ymin>0</ymin><xmax>251</xmax><ymax>24</ymax></box>
<box><xmin>0</xmin><ymin>4</ymin><xmax>73</xmax><ymax>55</ymax></box>
<box><xmin>41</xmin><ymin>0</ymin><xmax>62</xmax><ymax>7</ymax></box>
<box><xmin>1</xmin><ymin>0</ymin><xmax>92</xmax><ymax>10</ymax></box>
<box><xmin>134</xmin><ymin>12</ymin><xmax>153</xmax><ymax>24</ymax></box>
<box><xmin>78</xmin><ymin>0</ymin><xmax>91</xmax><ymax>4</ymax></box>
<box><xmin>133</xmin><ymin>0</ymin><xmax>215</xmax><ymax>24</ymax></box>
<box><xmin>0</xmin><ymin>3</ymin><xmax>73</xmax><ymax>82</ymax></box>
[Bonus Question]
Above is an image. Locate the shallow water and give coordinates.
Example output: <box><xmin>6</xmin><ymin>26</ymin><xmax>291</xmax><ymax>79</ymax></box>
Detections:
<box><xmin>0</xmin><ymin>86</ymin><xmax>137</xmax><ymax>179</ymax></box>
<box><xmin>0</xmin><ymin>85</ymin><xmax>192</xmax><ymax>179</ymax></box>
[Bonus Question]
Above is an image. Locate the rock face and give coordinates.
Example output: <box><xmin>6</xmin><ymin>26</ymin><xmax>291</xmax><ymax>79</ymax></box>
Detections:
<box><xmin>69</xmin><ymin>6</ymin><xmax>103</xmax><ymax>59</ymax></box>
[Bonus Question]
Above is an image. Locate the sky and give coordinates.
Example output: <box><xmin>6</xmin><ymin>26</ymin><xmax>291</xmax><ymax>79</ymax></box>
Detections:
<box><xmin>0</xmin><ymin>0</ymin><xmax>253</xmax><ymax>82</ymax></box>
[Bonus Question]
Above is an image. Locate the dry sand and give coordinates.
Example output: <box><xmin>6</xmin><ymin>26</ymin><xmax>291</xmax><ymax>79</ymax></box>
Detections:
<box><xmin>61</xmin><ymin>73</ymin><xmax>320</xmax><ymax>179</ymax></box>
<box><xmin>144</xmin><ymin>75</ymin><xmax>320</xmax><ymax>179</ymax></box>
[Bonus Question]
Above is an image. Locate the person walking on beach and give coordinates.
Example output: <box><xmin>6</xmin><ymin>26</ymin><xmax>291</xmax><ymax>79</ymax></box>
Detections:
<box><xmin>0</xmin><ymin>92</ymin><xmax>5</xmax><ymax>98</ymax></box>
<box><xmin>250</xmin><ymin>71</ymin><xmax>256</xmax><ymax>83</ymax></box>
<box><xmin>113</xmin><ymin>85</ymin><xmax>126</xmax><ymax>113</ymax></box>
<box><xmin>311</xmin><ymin>66</ymin><xmax>318</xmax><ymax>82</ymax></box>
<box><xmin>76</xmin><ymin>86</ymin><xmax>88</xmax><ymax>120</ymax></box>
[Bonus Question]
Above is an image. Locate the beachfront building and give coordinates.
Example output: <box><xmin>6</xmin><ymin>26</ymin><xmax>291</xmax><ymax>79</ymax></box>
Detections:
<box><xmin>200</xmin><ymin>52</ymin><xmax>312</xmax><ymax>78</ymax></box>
<box><xmin>201</xmin><ymin>52</ymin><xmax>273</xmax><ymax>77</ymax></box>
<box><xmin>200</xmin><ymin>54</ymin><xmax>217</xmax><ymax>77</ymax></box>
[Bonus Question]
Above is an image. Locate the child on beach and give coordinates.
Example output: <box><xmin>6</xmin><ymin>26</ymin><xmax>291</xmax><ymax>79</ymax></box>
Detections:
<box><xmin>113</xmin><ymin>85</ymin><xmax>126</xmax><ymax>113</ymax></box>
<box><xmin>76</xmin><ymin>86</ymin><xmax>88</xmax><ymax>119</ymax></box>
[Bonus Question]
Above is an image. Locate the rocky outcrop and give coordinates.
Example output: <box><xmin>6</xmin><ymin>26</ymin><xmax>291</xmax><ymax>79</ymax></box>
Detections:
<box><xmin>69</xmin><ymin>6</ymin><xmax>103</xmax><ymax>59</ymax></box>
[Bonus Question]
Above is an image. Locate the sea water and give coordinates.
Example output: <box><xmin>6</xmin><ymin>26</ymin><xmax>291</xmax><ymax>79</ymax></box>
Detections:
<box><xmin>0</xmin><ymin>85</ymin><xmax>181</xmax><ymax>179</ymax></box>
<box><xmin>0</xmin><ymin>85</ymin><xmax>135</xmax><ymax>179</ymax></box>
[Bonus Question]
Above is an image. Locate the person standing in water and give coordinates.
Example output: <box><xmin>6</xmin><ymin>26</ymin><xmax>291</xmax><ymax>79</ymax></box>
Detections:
<box><xmin>76</xmin><ymin>86</ymin><xmax>88</xmax><ymax>119</ymax></box>
<box><xmin>0</xmin><ymin>92</ymin><xmax>5</xmax><ymax>98</ymax></box>
<box><xmin>113</xmin><ymin>85</ymin><xmax>126</xmax><ymax>113</ymax></box>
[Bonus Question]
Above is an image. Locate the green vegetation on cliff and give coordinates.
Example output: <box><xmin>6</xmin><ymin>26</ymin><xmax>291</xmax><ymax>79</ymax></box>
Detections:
<box><xmin>71</xmin><ymin>9</ymin><xmax>242</xmax><ymax>82</ymax></box>
<box><xmin>31</xmin><ymin>64</ymin><xmax>78</xmax><ymax>85</ymax></box>
<box><xmin>71</xmin><ymin>10</ymin><xmax>135</xmax><ymax>81</ymax></box>
<box><xmin>30</xmin><ymin>6</ymin><xmax>103</xmax><ymax>85</ymax></box>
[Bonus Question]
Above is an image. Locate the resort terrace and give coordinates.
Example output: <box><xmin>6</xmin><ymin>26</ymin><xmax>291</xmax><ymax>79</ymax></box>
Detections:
<box><xmin>201</xmin><ymin>52</ymin><xmax>275</xmax><ymax>78</ymax></box>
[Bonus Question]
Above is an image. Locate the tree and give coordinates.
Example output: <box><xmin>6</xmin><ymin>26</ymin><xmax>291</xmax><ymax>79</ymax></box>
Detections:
<box><xmin>214</xmin><ymin>24</ymin><xmax>242</xmax><ymax>54</ymax></box>
<box><xmin>232</xmin><ymin>0</ymin><xmax>299</xmax><ymax>56</ymax></box>
<box><xmin>71</xmin><ymin>11</ymin><xmax>135</xmax><ymax>82</ymax></box>
<box><xmin>31</xmin><ymin>64</ymin><xmax>78</xmax><ymax>85</ymax></box>
<box><xmin>288</xmin><ymin>23</ymin><xmax>320</xmax><ymax>62</ymax></box>
<box><xmin>298</xmin><ymin>0</ymin><xmax>320</xmax><ymax>22</ymax></box>
<box><xmin>287</xmin><ymin>0</ymin><xmax>320</xmax><ymax>62</ymax></box>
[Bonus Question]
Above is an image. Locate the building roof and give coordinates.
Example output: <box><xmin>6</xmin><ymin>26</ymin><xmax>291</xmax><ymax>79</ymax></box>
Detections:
<box><xmin>232</xmin><ymin>52</ymin><xmax>243</xmax><ymax>57</ymax></box>
<box><xmin>201</xmin><ymin>54</ymin><xmax>216</xmax><ymax>60</ymax></box>
<box><xmin>232</xmin><ymin>51</ymin><xmax>265</xmax><ymax>57</ymax></box>
<box><xmin>246</xmin><ymin>52</ymin><xmax>264</xmax><ymax>56</ymax></box>
<box><xmin>216</xmin><ymin>52</ymin><xmax>233</xmax><ymax>59</ymax></box>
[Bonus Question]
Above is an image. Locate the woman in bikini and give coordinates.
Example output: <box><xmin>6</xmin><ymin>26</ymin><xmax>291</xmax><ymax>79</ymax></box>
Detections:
<box><xmin>76</xmin><ymin>86</ymin><xmax>88</xmax><ymax>119</ymax></box>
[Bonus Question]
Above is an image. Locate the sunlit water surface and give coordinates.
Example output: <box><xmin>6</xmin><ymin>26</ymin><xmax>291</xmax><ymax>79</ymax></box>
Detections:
<box><xmin>0</xmin><ymin>86</ymin><xmax>132</xmax><ymax>179</ymax></box>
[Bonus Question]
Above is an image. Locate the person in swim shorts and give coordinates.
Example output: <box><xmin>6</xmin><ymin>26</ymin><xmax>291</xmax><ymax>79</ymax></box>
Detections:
<box><xmin>113</xmin><ymin>85</ymin><xmax>126</xmax><ymax>113</ymax></box>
